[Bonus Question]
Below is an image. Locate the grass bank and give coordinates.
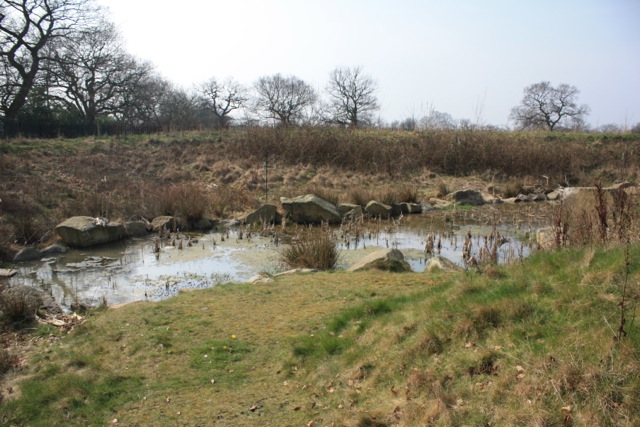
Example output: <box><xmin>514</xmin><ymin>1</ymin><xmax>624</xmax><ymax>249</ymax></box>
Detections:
<box><xmin>1</xmin><ymin>244</ymin><xmax>638</xmax><ymax>426</ymax></box>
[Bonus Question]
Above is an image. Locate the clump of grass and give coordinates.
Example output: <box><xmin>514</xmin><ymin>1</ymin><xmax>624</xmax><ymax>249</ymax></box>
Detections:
<box><xmin>149</xmin><ymin>183</ymin><xmax>210</xmax><ymax>227</ymax></box>
<box><xmin>347</xmin><ymin>187</ymin><xmax>375</xmax><ymax>207</ymax></box>
<box><xmin>502</xmin><ymin>181</ymin><xmax>524</xmax><ymax>198</ymax></box>
<box><xmin>280</xmin><ymin>227</ymin><xmax>339</xmax><ymax>270</ymax></box>
<box><xmin>395</xmin><ymin>184</ymin><xmax>420</xmax><ymax>203</ymax></box>
<box><xmin>376</xmin><ymin>187</ymin><xmax>398</xmax><ymax>206</ymax></box>
<box><xmin>435</xmin><ymin>180</ymin><xmax>449</xmax><ymax>198</ymax></box>
<box><xmin>454</xmin><ymin>305</ymin><xmax>501</xmax><ymax>338</ymax></box>
<box><xmin>210</xmin><ymin>183</ymin><xmax>250</xmax><ymax>218</ymax></box>
<box><xmin>0</xmin><ymin>286</ymin><xmax>39</xmax><ymax>325</ymax></box>
<box><xmin>0</xmin><ymin>348</ymin><xmax>17</xmax><ymax>374</ymax></box>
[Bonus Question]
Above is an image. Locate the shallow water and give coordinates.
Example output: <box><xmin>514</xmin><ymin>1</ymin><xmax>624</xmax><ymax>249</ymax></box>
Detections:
<box><xmin>8</xmin><ymin>203</ymin><xmax>553</xmax><ymax>309</ymax></box>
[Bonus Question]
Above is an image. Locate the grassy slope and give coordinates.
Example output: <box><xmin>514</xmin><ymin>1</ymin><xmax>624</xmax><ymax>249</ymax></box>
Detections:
<box><xmin>1</xmin><ymin>245</ymin><xmax>639</xmax><ymax>426</ymax></box>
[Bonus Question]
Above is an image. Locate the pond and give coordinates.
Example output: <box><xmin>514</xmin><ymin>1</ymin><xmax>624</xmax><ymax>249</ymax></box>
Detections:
<box><xmin>8</xmin><ymin>203</ymin><xmax>554</xmax><ymax>310</ymax></box>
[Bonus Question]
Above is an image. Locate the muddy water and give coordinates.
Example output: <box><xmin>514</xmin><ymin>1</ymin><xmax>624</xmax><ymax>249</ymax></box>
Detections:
<box><xmin>8</xmin><ymin>204</ymin><xmax>553</xmax><ymax>309</ymax></box>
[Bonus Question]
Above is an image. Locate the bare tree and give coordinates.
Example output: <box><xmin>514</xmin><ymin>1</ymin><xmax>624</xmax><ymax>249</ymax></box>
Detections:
<box><xmin>119</xmin><ymin>73</ymin><xmax>170</xmax><ymax>129</ymax></box>
<box><xmin>510</xmin><ymin>81</ymin><xmax>590</xmax><ymax>131</ymax></box>
<box><xmin>419</xmin><ymin>109</ymin><xmax>455</xmax><ymax>130</ymax></box>
<box><xmin>158</xmin><ymin>85</ymin><xmax>199</xmax><ymax>132</ymax></box>
<box><xmin>47</xmin><ymin>20</ymin><xmax>151</xmax><ymax>133</ymax></box>
<box><xmin>196</xmin><ymin>77</ymin><xmax>247</xmax><ymax>129</ymax></box>
<box><xmin>0</xmin><ymin>0</ymin><xmax>98</xmax><ymax>126</ymax></box>
<box><xmin>253</xmin><ymin>73</ymin><xmax>317</xmax><ymax>126</ymax></box>
<box><xmin>324</xmin><ymin>66</ymin><xmax>379</xmax><ymax>127</ymax></box>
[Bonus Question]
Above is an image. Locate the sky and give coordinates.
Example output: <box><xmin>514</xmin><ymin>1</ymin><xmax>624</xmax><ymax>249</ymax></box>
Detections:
<box><xmin>99</xmin><ymin>0</ymin><xmax>640</xmax><ymax>128</ymax></box>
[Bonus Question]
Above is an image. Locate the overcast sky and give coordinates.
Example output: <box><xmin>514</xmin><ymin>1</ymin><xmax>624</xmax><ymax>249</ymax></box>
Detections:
<box><xmin>99</xmin><ymin>0</ymin><xmax>640</xmax><ymax>128</ymax></box>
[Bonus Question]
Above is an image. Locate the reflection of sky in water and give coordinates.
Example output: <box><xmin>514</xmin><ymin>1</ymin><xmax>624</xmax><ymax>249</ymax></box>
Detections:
<box><xmin>9</xmin><ymin>210</ymin><xmax>545</xmax><ymax>309</ymax></box>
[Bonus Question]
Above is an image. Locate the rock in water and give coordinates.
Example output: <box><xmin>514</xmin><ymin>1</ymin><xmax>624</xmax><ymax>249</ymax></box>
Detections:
<box><xmin>280</xmin><ymin>194</ymin><xmax>341</xmax><ymax>224</ymax></box>
<box><xmin>55</xmin><ymin>216</ymin><xmax>126</xmax><ymax>248</ymax></box>
<box><xmin>347</xmin><ymin>249</ymin><xmax>412</xmax><ymax>272</ymax></box>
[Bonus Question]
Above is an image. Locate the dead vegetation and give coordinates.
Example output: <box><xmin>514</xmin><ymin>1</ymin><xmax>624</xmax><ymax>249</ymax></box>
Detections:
<box><xmin>0</xmin><ymin>128</ymin><xmax>637</xmax><ymax>261</ymax></box>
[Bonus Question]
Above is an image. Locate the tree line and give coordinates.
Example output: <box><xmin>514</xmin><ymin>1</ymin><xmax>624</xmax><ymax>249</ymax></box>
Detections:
<box><xmin>1</xmin><ymin>0</ymin><xmax>635</xmax><ymax>138</ymax></box>
<box><xmin>0</xmin><ymin>0</ymin><xmax>383</xmax><ymax>137</ymax></box>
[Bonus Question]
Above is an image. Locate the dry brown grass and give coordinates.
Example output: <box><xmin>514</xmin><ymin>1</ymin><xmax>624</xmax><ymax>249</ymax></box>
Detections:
<box><xmin>560</xmin><ymin>186</ymin><xmax>640</xmax><ymax>246</ymax></box>
<box><xmin>0</xmin><ymin>128</ymin><xmax>638</xmax><ymax>261</ymax></box>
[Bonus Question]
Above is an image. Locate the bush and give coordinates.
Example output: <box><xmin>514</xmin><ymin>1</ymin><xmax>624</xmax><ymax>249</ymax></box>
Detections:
<box><xmin>280</xmin><ymin>227</ymin><xmax>339</xmax><ymax>270</ymax></box>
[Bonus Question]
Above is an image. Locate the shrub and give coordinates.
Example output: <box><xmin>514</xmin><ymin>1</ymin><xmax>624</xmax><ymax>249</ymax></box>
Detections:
<box><xmin>280</xmin><ymin>227</ymin><xmax>339</xmax><ymax>270</ymax></box>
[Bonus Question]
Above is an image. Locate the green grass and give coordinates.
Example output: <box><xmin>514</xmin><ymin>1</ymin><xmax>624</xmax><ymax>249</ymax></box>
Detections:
<box><xmin>1</xmin><ymin>245</ymin><xmax>639</xmax><ymax>426</ymax></box>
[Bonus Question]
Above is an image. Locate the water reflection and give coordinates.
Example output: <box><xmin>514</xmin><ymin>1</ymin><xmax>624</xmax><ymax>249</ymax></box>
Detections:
<box><xmin>9</xmin><ymin>204</ymin><xmax>552</xmax><ymax>309</ymax></box>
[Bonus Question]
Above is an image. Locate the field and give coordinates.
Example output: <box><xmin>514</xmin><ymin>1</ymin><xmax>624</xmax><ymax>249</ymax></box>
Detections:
<box><xmin>0</xmin><ymin>128</ymin><xmax>639</xmax><ymax>425</ymax></box>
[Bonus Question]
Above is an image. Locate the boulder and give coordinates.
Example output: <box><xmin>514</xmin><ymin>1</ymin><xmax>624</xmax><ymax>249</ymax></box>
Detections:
<box><xmin>347</xmin><ymin>249</ymin><xmax>412</xmax><ymax>272</ymax></box>
<box><xmin>428</xmin><ymin>198</ymin><xmax>452</xmax><ymax>209</ymax></box>
<box><xmin>482</xmin><ymin>193</ymin><xmax>503</xmax><ymax>205</ymax></box>
<box><xmin>424</xmin><ymin>256</ymin><xmax>463</xmax><ymax>272</ymax></box>
<box><xmin>340</xmin><ymin>205</ymin><xmax>364</xmax><ymax>221</ymax></box>
<box><xmin>242</xmin><ymin>204</ymin><xmax>279</xmax><ymax>225</ymax></box>
<box><xmin>446</xmin><ymin>189</ymin><xmax>485</xmax><ymax>206</ymax></box>
<box><xmin>389</xmin><ymin>203</ymin><xmax>402</xmax><ymax>217</ymax></box>
<box><xmin>55</xmin><ymin>216</ymin><xmax>126</xmax><ymax>248</ymax></box>
<box><xmin>400</xmin><ymin>202</ymin><xmax>422</xmax><ymax>214</ymax></box>
<box><xmin>248</xmin><ymin>272</ymin><xmax>274</xmax><ymax>284</ymax></box>
<box><xmin>40</xmin><ymin>244</ymin><xmax>67</xmax><ymax>256</ymax></box>
<box><xmin>535</xmin><ymin>227</ymin><xmax>557</xmax><ymax>250</ymax></box>
<box><xmin>12</xmin><ymin>246</ymin><xmax>42</xmax><ymax>263</ymax></box>
<box><xmin>337</xmin><ymin>203</ymin><xmax>361</xmax><ymax>217</ymax></box>
<box><xmin>280</xmin><ymin>194</ymin><xmax>341</xmax><ymax>224</ymax></box>
<box><xmin>125</xmin><ymin>220</ymin><xmax>150</xmax><ymax>237</ymax></box>
<box><xmin>546</xmin><ymin>190</ymin><xmax>563</xmax><ymax>201</ymax></box>
<box><xmin>0</xmin><ymin>268</ymin><xmax>18</xmax><ymax>279</ymax></box>
<box><xmin>275</xmin><ymin>268</ymin><xmax>317</xmax><ymax>276</ymax></box>
<box><xmin>150</xmin><ymin>216</ymin><xmax>177</xmax><ymax>232</ymax></box>
<box><xmin>365</xmin><ymin>201</ymin><xmax>392</xmax><ymax>219</ymax></box>
<box><xmin>193</xmin><ymin>217</ymin><xmax>217</xmax><ymax>231</ymax></box>
<box><xmin>562</xmin><ymin>184</ymin><xmax>632</xmax><ymax>202</ymax></box>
